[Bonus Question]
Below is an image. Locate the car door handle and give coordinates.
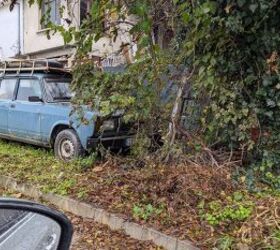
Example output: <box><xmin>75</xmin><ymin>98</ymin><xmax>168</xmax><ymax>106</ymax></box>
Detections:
<box><xmin>10</xmin><ymin>104</ymin><xmax>15</xmax><ymax>108</ymax></box>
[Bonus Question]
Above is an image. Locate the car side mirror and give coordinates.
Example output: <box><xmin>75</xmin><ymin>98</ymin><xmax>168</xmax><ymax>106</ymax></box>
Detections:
<box><xmin>28</xmin><ymin>96</ymin><xmax>43</xmax><ymax>102</ymax></box>
<box><xmin>0</xmin><ymin>198</ymin><xmax>73</xmax><ymax>250</ymax></box>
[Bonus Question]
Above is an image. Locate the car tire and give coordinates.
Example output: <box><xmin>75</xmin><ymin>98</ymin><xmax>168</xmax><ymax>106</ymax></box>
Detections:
<box><xmin>54</xmin><ymin>129</ymin><xmax>85</xmax><ymax>161</ymax></box>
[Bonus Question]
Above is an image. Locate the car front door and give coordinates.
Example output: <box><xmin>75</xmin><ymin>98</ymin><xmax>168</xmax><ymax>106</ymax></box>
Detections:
<box><xmin>8</xmin><ymin>78</ymin><xmax>43</xmax><ymax>142</ymax></box>
<box><xmin>0</xmin><ymin>78</ymin><xmax>17</xmax><ymax>135</ymax></box>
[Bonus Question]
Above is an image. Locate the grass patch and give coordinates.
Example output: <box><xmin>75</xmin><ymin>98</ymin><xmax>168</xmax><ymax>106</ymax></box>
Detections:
<box><xmin>0</xmin><ymin>140</ymin><xmax>84</xmax><ymax>195</ymax></box>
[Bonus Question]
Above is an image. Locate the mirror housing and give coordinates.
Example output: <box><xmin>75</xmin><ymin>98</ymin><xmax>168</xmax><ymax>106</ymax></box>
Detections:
<box><xmin>0</xmin><ymin>198</ymin><xmax>73</xmax><ymax>250</ymax></box>
<box><xmin>28</xmin><ymin>96</ymin><xmax>43</xmax><ymax>102</ymax></box>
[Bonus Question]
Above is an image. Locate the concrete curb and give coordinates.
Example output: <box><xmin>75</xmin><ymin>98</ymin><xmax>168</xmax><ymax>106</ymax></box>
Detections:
<box><xmin>0</xmin><ymin>175</ymin><xmax>199</xmax><ymax>250</ymax></box>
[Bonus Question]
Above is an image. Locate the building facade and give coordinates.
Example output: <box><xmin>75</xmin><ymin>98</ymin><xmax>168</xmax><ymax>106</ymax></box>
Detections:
<box><xmin>0</xmin><ymin>1</ymin><xmax>23</xmax><ymax>59</ymax></box>
<box><xmin>0</xmin><ymin>0</ymin><xmax>135</xmax><ymax>67</ymax></box>
<box><xmin>23</xmin><ymin>0</ymin><xmax>77</xmax><ymax>61</ymax></box>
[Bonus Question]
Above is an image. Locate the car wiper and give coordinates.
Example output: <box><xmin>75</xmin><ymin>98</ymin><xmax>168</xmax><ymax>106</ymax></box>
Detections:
<box><xmin>53</xmin><ymin>97</ymin><xmax>71</xmax><ymax>100</ymax></box>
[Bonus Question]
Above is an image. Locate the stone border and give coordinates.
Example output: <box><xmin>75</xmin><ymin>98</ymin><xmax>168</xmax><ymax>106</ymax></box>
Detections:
<box><xmin>0</xmin><ymin>175</ymin><xmax>199</xmax><ymax>250</ymax></box>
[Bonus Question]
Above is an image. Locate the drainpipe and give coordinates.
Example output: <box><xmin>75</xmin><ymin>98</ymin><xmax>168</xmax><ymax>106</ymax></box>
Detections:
<box><xmin>16</xmin><ymin>1</ymin><xmax>23</xmax><ymax>56</ymax></box>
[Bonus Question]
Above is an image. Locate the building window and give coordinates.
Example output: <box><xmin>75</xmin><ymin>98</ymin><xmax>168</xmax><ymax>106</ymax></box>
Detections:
<box><xmin>80</xmin><ymin>0</ymin><xmax>91</xmax><ymax>24</ymax></box>
<box><xmin>41</xmin><ymin>0</ymin><xmax>61</xmax><ymax>29</ymax></box>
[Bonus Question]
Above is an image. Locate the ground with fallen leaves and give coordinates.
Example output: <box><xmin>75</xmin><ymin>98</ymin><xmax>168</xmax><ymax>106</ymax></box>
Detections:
<box><xmin>0</xmin><ymin>140</ymin><xmax>279</xmax><ymax>249</ymax></box>
<box><xmin>0</xmin><ymin>187</ymin><xmax>161</xmax><ymax>250</ymax></box>
<box><xmin>69</xmin><ymin>215</ymin><xmax>161</xmax><ymax>250</ymax></box>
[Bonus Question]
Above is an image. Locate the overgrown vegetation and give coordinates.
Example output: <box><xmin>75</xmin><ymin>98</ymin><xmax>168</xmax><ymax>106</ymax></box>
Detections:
<box><xmin>0</xmin><ymin>140</ymin><xmax>280</xmax><ymax>249</ymax></box>
<box><xmin>26</xmin><ymin>0</ymin><xmax>280</xmax><ymax>182</ymax></box>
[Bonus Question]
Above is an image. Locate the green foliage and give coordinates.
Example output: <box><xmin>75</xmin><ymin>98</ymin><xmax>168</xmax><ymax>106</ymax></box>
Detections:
<box><xmin>256</xmin><ymin>229</ymin><xmax>280</xmax><ymax>249</ymax></box>
<box><xmin>32</xmin><ymin>0</ymin><xmax>180</xmax><ymax>156</ymax></box>
<box><xmin>43</xmin><ymin>178</ymin><xmax>76</xmax><ymax>196</ymax></box>
<box><xmin>77</xmin><ymin>187</ymin><xmax>89</xmax><ymax>200</ymax></box>
<box><xmin>215</xmin><ymin>236</ymin><xmax>235</xmax><ymax>250</ymax></box>
<box><xmin>0</xmin><ymin>139</ymin><xmax>81</xmax><ymax>196</ymax></box>
<box><xmin>199</xmin><ymin>192</ymin><xmax>254</xmax><ymax>226</ymax></box>
<box><xmin>132</xmin><ymin>203</ymin><xmax>165</xmax><ymax>221</ymax></box>
<box><xmin>174</xmin><ymin>0</ymin><xmax>280</xmax><ymax>184</ymax></box>
<box><xmin>269</xmin><ymin>230</ymin><xmax>280</xmax><ymax>248</ymax></box>
<box><xmin>246</xmin><ymin>150</ymin><xmax>280</xmax><ymax>190</ymax></box>
<box><xmin>204</xmin><ymin>203</ymin><xmax>252</xmax><ymax>226</ymax></box>
<box><xmin>180</xmin><ymin>0</ymin><xmax>280</xmax><ymax>145</ymax></box>
<box><xmin>75</xmin><ymin>152</ymin><xmax>98</xmax><ymax>170</ymax></box>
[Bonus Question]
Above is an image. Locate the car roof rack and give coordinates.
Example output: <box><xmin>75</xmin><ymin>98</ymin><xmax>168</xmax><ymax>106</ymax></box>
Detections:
<box><xmin>0</xmin><ymin>59</ymin><xmax>69</xmax><ymax>76</ymax></box>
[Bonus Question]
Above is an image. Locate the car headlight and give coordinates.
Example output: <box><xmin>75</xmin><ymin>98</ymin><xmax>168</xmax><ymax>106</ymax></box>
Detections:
<box><xmin>100</xmin><ymin>119</ymin><xmax>116</xmax><ymax>131</ymax></box>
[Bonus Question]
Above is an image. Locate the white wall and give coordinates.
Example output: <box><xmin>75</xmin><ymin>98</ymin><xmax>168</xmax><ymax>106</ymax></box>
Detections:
<box><xmin>23</xmin><ymin>1</ymin><xmax>68</xmax><ymax>56</ymax></box>
<box><xmin>0</xmin><ymin>4</ymin><xmax>20</xmax><ymax>59</ymax></box>
<box><xmin>23</xmin><ymin>0</ymin><xmax>135</xmax><ymax>65</ymax></box>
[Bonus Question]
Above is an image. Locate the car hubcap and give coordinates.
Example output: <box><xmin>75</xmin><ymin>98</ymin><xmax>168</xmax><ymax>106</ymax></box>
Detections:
<box><xmin>60</xmin><ymin>139</ymin><xmax>75</xmax><ymax>159</ymax></box>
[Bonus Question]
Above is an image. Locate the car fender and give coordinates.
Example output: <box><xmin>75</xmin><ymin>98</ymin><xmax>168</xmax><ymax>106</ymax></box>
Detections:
<box><xmin>70</xmin><ymin>114</ymin><xmax>95</xmax><ymax>150</ymax></box>
<box><xmin>49</xmin><ymin>119</ymin><xmax>95</xmax><ymax>150</ymax></box>
<box><xmin>49</xmin><ymin>120</ymin><xmax>70</xmax><ymax>141</ymax></box>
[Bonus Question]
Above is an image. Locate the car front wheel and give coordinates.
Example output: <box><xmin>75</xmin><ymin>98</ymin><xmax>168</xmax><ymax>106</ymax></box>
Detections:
<box><xmin>54</xmin><ymin>129</ymin><xmax>85</xmax><ymax>161</ymax></box>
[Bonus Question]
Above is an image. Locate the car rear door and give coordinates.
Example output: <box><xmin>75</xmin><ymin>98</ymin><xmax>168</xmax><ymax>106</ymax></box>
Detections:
<box><xmin>8</xmin><ymin>78</ymin><xmax>43</xmax><ymax>142</ymax></box>
<box><xmin>0</xmin><ymin>78</ymin><xmax>17</xmax><ymax>135</ymax></box>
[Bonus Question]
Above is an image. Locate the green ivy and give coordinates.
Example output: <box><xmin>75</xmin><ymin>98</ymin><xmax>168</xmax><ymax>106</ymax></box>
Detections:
<box><xmin>175</xmin><ymin>0</ymin><xmax>280</xmax><ymax>185</ymax></box>
<box><xmin>199</xmin><ymin>192</ymin><xmax>254</xmax><ymax>226</ymax></box>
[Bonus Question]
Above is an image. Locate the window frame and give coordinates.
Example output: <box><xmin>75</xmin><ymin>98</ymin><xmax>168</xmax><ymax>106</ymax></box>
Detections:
<box><xmin>40</xmin><ymin>0</ymin><xmax>61</xmax><ymax>30</ymax></box>
<box><xmin>15</xmin><ymin>77</ymin><xmax>43</xmax><ymax>103</ymax></box>
<box><xmin>43</xmin><ymin>77</ymin><xmax>72</xmax><ymax>103</ymax></box>
<box><xmin>0</xmin><ymin>77</ymin><xmax>19</xmax><ymax>101</ymax></box>
<box><xmin>80</xmin><ymin>0</ymin><xmax>92</xmax><ymax>25</ymax></box>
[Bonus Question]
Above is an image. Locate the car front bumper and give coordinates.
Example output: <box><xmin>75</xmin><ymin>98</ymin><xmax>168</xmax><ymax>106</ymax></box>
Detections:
<box><xmin>87</xmin><ymin>134</ymin><xmax>134</xmax><ymax>151</ymax></box>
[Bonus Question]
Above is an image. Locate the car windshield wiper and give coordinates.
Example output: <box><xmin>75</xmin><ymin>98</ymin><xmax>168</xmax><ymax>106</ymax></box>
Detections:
<box><xmin>53</xmin><ymin>96</ymin><xmax>71</xmax><ymax>101</ymax></box>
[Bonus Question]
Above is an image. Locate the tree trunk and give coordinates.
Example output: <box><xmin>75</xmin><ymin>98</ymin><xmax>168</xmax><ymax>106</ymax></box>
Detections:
<box><xmin>165</xmin><ymin>68</ymin><xmax>191</xmax><ymax>161</ymax></box>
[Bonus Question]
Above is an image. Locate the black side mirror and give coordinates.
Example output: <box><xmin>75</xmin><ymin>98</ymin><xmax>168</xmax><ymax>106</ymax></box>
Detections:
<box><xmin>0</xmin><ymin>198</ymin><xmax>73</xmax><ymax>250</ymax></box>
<box><xmin>28</xmin><ymin>96</ymin><xmax>43</xmax><ymax>102</ymax></box>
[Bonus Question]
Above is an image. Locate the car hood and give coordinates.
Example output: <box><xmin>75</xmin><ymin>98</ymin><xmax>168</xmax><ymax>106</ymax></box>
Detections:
<box><xmin>48</xmin><ymin>102</ymin><xmax>123</xmax><ymax>118</ymax></box>
<box><xmin>48</xmin><ymin>101</ymin><xmax>95</xmax><ymax>115</ymax></box>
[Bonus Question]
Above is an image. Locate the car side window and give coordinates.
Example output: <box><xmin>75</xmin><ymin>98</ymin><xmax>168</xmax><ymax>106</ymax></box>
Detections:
<box><xmin>0</xmin><ymin>78</ymin><xmax>17</xmax><ymax>100</ymax></box>
<box><xmin>17</xmin><ymin>79</ymin><xmax>42</xmax><ymax>101</ymax></box>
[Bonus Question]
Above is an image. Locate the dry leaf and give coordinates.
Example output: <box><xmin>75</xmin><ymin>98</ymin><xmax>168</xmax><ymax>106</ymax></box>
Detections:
<box><xmin>92</xmin><ymin>166</ymin><xmax>104</xmax><ymax>173</ymax></box>
<box><xmin>14</xmin><ymin>193</ymin><xmax>22</xmax><ymax>198</ymax></box>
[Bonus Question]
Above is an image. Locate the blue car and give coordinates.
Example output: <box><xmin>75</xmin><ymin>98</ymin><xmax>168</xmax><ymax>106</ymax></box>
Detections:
<box><xmin>0</xmin><ymin>60</ymin><xmax>134</xmax><ymax>161</ymax></box>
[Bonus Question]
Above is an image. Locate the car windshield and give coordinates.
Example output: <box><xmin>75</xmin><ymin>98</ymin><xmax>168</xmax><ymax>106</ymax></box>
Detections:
<box><xmin>45</xmin><ymin>78</ymin><xmax>73</xmax><ymax>102</ymax></box>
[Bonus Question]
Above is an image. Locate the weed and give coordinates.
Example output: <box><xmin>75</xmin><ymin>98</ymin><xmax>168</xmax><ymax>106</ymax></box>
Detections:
<box><xmin>215</xmin><ymin>236</ymin><xmax>234</xmax><ymax>250</ymax></box>
<box><xmin>200</xmin><ymin>192</ymin><xmax>254</xmax><ymax>226</ymax></box>
<box><xmin>132</xmin><ymin>203</ymin><xmax>165</xmax><ymax>221</ymax></box>
<box><xmin>42</xmin><ymin>179</ymin><xmax>76</xmax><ymax>196</ymax></box>
<box><xmin>265</xmin><ymin>230</ymin><xmax>280</xmax><ymax>249</ymax></box>
<box><xmin>75</xmin><ymin>153</ymin><xmax>98</xmax><ymax>170</ymax></box>
<box><xmin>77</xmin><ymin>187</ymin><xmax>89</xmax><ymax>200</ymax></box>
